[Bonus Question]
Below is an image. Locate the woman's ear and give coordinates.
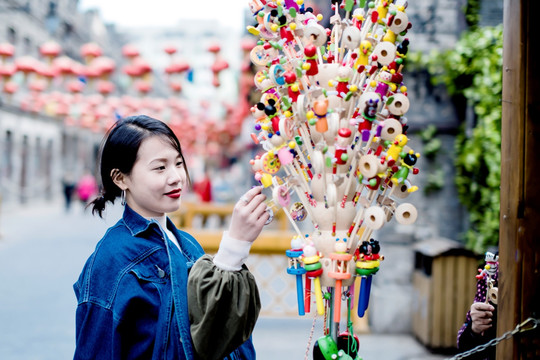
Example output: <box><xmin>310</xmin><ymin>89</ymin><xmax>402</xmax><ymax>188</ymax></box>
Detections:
<box><xmin>110</xmin><ymin>169</ymin><xmax>127</xmax><ymax>190</ymax></box>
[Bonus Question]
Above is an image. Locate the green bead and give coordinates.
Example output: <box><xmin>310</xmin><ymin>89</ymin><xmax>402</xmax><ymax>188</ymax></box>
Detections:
<box><xmin>309</xmin><ymin>119</ymin><xmax>317</xmax><ymax>126</ymax></box>
<box><xmin>304</xmin><ymin>262</ymin><xmax>322</xmax><ymax>271</ymax></box>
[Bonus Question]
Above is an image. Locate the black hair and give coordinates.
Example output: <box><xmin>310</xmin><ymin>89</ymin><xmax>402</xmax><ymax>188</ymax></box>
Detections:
<box><xmin>90</xmin><ymin>115</ymin><xmax>189</xmax><ymax>217</ymax></box>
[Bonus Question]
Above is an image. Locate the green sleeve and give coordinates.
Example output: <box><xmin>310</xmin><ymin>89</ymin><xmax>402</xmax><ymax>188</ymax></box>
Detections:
<box><xmin>188</xmin><ymin>254</ymin><xmax>261</xmax><ymax>360</ymax></box>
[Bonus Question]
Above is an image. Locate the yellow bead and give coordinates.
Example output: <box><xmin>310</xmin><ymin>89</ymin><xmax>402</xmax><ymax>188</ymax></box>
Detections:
<box><xmin>306</xmin><ymin>110</ymin><xmax>314</xmax><ymax>119</ymax></box>
<box><xmin>288</xmin><ymin>141</ymin><xmax>296</xmax><ymax>149</ymax></box>
<box><xmin>302</xmin><ymin>63</ymin><xmax>310</xmax><ymax>71</ymax></box>
<box><xmin>291</xmin><ymin>84</ymin><xmax>299</xmax><ymax>92</ymax></box>
<box><xmin>400</xmin><ymin>86</ymin><xmax>407</xmax><ymax>93</ymax></box>
<box><xmin>289</xmin><ymin>23</ymin><xmax>297</xmax><ymax>31</ymax></box>
<box><xmin>296</xmin><ymin>0</ymin><xmax>304</xmax><ymax>5</ymax></box>
<box><xmin>328</xmin><ymin>80</ymin><xmax>334</xmax><ymax>87</ymax></box>
<box><xmin>271</xmin><ymin>24</ymin><xmax>279</xmax><ymax>32</ymax></box>
<box><xmin>349</xmin><ymin>85</ymin><xmax>358</xmax><ymax>92</ymax></box>
<box><xmin>262</xmin><ymin>124</ymin><xmax>270</xmax><ymax>131</ymax></box>
<box><xmin>317</xmin><ymin>14</ymin><xmax>323</xmax><ymax>21</ymax></box>
<box><xmin>390</xmin><ymin>83</ymin><xmax>397</xmax><ymax>92</ymax></box>
<box><xmin>370</xmin><ymin>80</ymin><xmax>377</xmax><ymax>87</ymax></box>
<box><xmin>284</xmin><ymin>110</ymin><xmax>292</xmax><ymax>117</ymax></box>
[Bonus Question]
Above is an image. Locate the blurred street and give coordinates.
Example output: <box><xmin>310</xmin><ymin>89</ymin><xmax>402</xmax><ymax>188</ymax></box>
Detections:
<box><xmin>0</xmin><ymin>199</ymin><xmax>447</xmax><ymax>360</ymax></box>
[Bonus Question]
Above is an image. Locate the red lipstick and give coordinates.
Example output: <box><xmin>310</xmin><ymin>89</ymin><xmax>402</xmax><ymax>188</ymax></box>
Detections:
<box><xmin>165</xmin><ymin>189</ymin><xmax>181</xmax><ymax>199</ymax></box>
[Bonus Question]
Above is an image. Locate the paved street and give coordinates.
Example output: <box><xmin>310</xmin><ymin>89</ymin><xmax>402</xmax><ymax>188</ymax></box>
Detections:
<box><xmin>0</xmin><ymin>200</ymin><xmax>448</xmax><ymax>360</ymax></box>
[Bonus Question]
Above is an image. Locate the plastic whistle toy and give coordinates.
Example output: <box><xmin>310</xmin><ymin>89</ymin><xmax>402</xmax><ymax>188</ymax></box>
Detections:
<box><xmin>328</xmin><ymin>239</ymin><xmax>353</xmax><ymax>323</ymax></box>
<box><xmin>355</xmin><ymin>239</ymin><xmax>383</xmax><ymax>317</ymax></box>
<box><xmin>302</xmin><ymin>241</ymin><xmax>325</xmax><ymax>315</ymax></box>
<box><xmin>286</xmin><ymin>236</ymin><xmax>306</xmax><ymax>316</ymax></box>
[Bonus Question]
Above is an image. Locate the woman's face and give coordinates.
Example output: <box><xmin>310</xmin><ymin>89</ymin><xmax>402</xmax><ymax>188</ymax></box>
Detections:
<box><xmin>123</xmin><ymin>135</ymin><xmax>186</xmax><ymax>218</ymax></box>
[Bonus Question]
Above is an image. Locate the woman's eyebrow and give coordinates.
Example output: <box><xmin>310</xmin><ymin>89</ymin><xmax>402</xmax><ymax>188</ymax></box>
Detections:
<box><xmin>148</xmin><ymin>156</ymin><xmax>182</xmax><ymax>165</ymax></box>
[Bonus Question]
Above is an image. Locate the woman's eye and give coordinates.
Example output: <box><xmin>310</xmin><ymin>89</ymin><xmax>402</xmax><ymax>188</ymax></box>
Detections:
<box><xmin>155</xmin><ymin>166</ymin><xmax>166</xmax><ymax>171</ymax></box>
<box><xmin>176</xmin><ymin>162</ymin><xmax>183</xmax><ymax>167</ymax></box>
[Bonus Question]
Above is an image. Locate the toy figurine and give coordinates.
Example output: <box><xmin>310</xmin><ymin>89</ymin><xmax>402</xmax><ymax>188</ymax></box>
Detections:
<box><xmin>286</xmin><ymin>237</ymin><xmax>307</xmax><ymax>316</ymax></box>
<box><xmin>333</xmin><ymin>128</ymin><xmax>352</xmax><ymax>174</ymax></box>
<box><xmin>356</xmin><ymin>239</ymin><xmax>383</xmax><ymax>317</ymax></box>
<box><xmin>304</xmin><ymin>44</ymin><xmax>319</xmax><ymax>76</ymax></box>
<box><xmin>385</xmin><ymin>133</ymin><xmax>408</xmax><ymax>166</ymax></box>
<box><xmin>302</xmin><ymin>241</ymin><xmax>325</xmax><ymax>315</ymax></box>
<box><xmin>328</xmin><ymin>239</ymin><xmax>353</xmax><ymax>323</ymax></box>
<box><xmin>313</xmin><ymin>97</ymin><xmax>329</xmax><ymax>133</ymax></box>
<box><xmin>390</xmin><ymin>150</ymin><xmax>420</xmax><ymax>193</ymax></box>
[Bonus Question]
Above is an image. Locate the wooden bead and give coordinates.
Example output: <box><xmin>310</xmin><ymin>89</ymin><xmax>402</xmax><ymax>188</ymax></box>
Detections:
<box><xmin>395</xmin><ymin>203</ymin><xmax>417</xmax><ymax>225</ymax></box>
<box><xmin>364</xmin><ymin>206</ymin><xmax>385</xmax><ymax>229</ymax></box>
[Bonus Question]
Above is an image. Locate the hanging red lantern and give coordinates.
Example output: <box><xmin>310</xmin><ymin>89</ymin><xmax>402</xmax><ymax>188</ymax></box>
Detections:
<box><xmin>122</xmin><ymin>44</ymin><xmax>140</xmax><ymax>59</ymax></box>
<box><xmin>135</xmin><ymin>79</ymin><xmax>152</xmax><ymax>95</ymax></box>
<box><xmin>164</xmin><ymin>45</ymin><xmax>177</xmax><ymax>55</ymax></box>
<box><xmin>0</xmin><ymin>63</ymin><xmax>16</xmax><ymax>80</ymax></box>
<box><xmin>97</xmin><ymin>80</ymin><xmax>115</xmax><ymax>96</ymax></box>
<box><xmin>3</xmin><ymin>80</ymin><xmax>18</xmax><ymax>94</ymax></box>
<box><xmin>208</xmin><ymin>43</ymin><xmax>221</xmax><ymax>53</ymax></box>
<box><xmin>92</xmin><ymin>56</ymin><xmax>116</xmax><ymax>79</ymax></box>
<box><xmin>210</xmin><ymin>58</ymin><xmax>229</xmax><ymax>87</ymax></box>
<box><xmin>52</xmin><ymin>56</ymin><xmax>75</xmax><ymax>76</ymax></box>
<box><xmin>14</xmin><ymin>56</ymin><xmax>38</xmax><ymax>77</ymax></box>
<box><xmin>80</xmin><ymin>42</ymin><xmax>102</xmax><ymax>63</ymax></box>
<box><xmin>39</xmin><ymin>41</ymin><xmax>62</xmax><ymax>63</ymax></box>
<box><xmin>0</xmin><ymin>42</ymin><xmax>15</xmax><ymax>62</ymax></box>
<box><xmin>28</xmin><ymin>79</ymin><xmax>47</xmax><ymax>92</ymax></box>
<box><xmin>169</xmin><ymin>81</ymin><xmax>182</xmax><ymax>94</ymax></box>
<box><xmin>67</xmin><ymin>80</ymin><xmax>84</xmax><ymax>93</ymax></box>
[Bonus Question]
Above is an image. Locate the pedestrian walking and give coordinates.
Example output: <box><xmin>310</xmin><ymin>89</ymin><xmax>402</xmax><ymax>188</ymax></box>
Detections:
<box><xmin>75</xmin><ymin>170</ymin><xmax>98</xmax><ymax>206</ymax></box>
<box><xmin>73</xmin><ymin>115</ymin><xmax>269</xmax><ymax>359</ymax></box>
<box><xmin>61</xmin><ymin>172</ymin><xmax>76</xmax><ymax>211</ymax></box>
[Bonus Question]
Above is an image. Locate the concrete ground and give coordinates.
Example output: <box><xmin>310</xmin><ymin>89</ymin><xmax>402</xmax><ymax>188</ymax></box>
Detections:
<box><xmin>0</xmin><ymin>199</ymin><xmax>449</xmax><ymax>360</ymax></box>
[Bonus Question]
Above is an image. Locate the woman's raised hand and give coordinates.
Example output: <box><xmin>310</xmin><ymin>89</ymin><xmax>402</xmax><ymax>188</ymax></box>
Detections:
<box><xmin>470</xmin><ymin>302</ymin><xmax>495</xmax><ymax>335</ymax></box>
<box><xmin>228</xmin><ymin>186</ymin><xmax>269</xmax><ymax>243</ymax></box>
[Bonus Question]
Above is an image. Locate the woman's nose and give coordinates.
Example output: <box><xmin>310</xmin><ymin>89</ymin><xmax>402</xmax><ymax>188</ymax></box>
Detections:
<box><xmin>168</xmin><ymin>167</ymin><xmax>184</xmax><ymax>184</ymax></box>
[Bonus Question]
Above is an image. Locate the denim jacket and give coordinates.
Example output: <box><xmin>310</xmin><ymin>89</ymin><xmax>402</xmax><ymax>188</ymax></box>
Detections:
<box><xmin>74</xmin><ymin>205</ymin><xmax>257</xmax><ymax>360</ymax></box>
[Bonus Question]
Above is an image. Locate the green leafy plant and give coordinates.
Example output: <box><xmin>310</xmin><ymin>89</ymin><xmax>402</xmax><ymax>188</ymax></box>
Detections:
<box><xmin>420</xmin><ymin>25</ymin><xmax>503</xmax><ymax>253</ymax></box>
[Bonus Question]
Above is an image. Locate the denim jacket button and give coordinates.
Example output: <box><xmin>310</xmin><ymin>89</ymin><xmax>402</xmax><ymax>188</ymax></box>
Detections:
<box><xmin>155</xmin><ymin>265</ymin><xmax>166</xmax><ymax>278</ymax></box>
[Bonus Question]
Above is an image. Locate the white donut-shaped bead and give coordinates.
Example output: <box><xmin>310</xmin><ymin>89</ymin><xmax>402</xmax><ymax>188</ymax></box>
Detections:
<box><xmin>395</xmin><ymin>203</ymin><xmax>417</xmax><ymax>225</ymax></box>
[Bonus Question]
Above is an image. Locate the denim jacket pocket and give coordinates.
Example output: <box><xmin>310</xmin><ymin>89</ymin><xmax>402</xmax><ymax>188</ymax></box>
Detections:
<box><xmin>130</xmin><ymin>265</ymin><xmax>169</xmax><ymax>284</ymax></box>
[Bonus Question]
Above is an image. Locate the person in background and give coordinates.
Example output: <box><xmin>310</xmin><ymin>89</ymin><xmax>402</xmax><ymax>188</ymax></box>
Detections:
<box><xmin>61</xmin><ymin>171</ymin><xmax>76</xmax><ymax>211</ymax></box>
<box><xmin>76</xmin><ymin>170</ymin><xmax>98</xmax><ymax>206</ymax></box>
<box><xmin>74</xmin><ymin>115</ymin><xmax>268</xmax><ymax>359</ymax></box>
<box><xmin>193</xmin><ymin>166</ymin><xmax>213</xmax><ymax>203</ymax></box>
<box><xmin>457</xmin><ymin>251</ymin><xmax>499</xmax><ymax>360</ymax></box>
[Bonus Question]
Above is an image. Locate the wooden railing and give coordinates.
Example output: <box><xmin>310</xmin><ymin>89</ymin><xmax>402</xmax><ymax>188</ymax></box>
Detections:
<box><xmin>169</xmin><ymin>201</ymin><xmax>296</xmax><ymax>254</ymax></box>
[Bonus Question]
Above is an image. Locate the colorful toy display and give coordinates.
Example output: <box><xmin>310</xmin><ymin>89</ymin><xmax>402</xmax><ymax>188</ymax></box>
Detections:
<box><xmin>247</xmin><ymin>0</ymin><xmax>420</xmax><ymax>358</ymax></box>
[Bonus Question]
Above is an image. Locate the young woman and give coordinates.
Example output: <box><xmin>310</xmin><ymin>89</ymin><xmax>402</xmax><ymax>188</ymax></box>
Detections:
<box><xmin>73</xmin><ymin>115</ymin><xmax>269</xmax><ymax>360</ymax></box>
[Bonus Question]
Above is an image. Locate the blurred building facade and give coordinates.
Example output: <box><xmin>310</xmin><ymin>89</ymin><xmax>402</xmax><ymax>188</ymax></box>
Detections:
<box><xmin>0</xmin><ymin>0</ymin><xmax>124</xmax><ymax>204</ymax></box>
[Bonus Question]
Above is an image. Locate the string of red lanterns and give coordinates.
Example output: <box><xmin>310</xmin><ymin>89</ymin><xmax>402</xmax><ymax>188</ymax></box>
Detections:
<box><xmin>0</xmin><ymin>40</ymin><xmax>255</xmax><ymax>159</ymax></box>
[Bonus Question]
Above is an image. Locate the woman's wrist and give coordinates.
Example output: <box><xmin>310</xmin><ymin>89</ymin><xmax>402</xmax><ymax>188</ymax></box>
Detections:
<box><xmin>213</xmin><ymin>231</ymin><xmax>252</xmax><ymax>271</ymax></box>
